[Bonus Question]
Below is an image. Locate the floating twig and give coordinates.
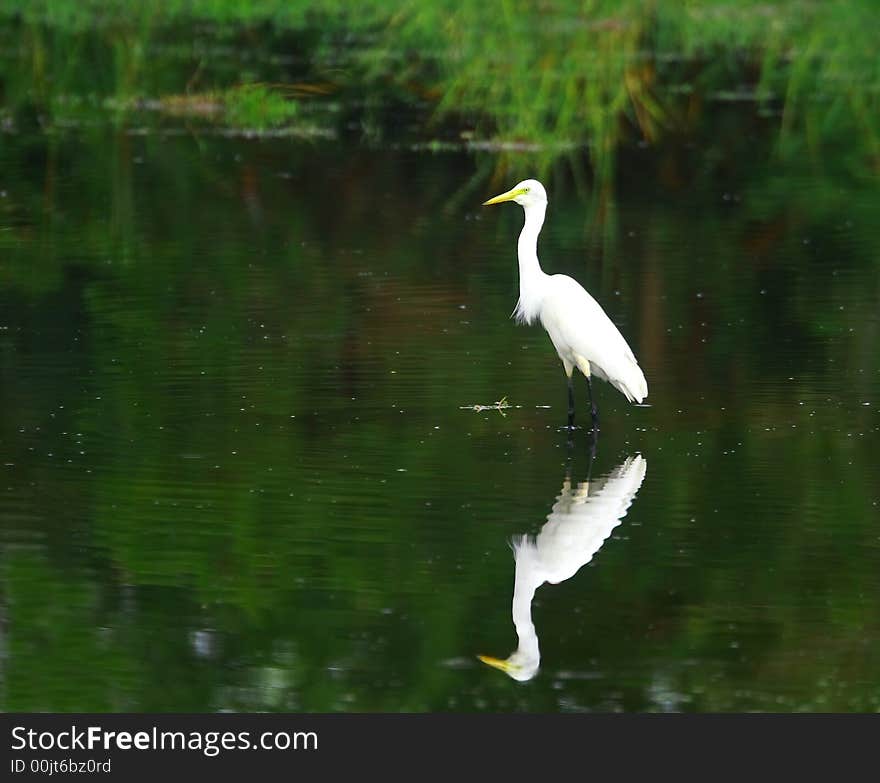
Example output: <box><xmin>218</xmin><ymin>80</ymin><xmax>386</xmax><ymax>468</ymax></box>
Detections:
<box><xmin>460</xmin><ymin>396</ymin><xmax>514</xmax><ymax>415</ymax></box>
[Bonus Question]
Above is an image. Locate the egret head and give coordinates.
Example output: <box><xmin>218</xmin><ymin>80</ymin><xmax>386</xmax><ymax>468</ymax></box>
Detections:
<box><xmin>477</xmin><ymin>650</ymin><xmax>540</xmax><ymax>682</ymax></box>
<box><xmin>483</xmin><ymin>179</ymin><xmax>547</xmax><ymax>209</ymax></box>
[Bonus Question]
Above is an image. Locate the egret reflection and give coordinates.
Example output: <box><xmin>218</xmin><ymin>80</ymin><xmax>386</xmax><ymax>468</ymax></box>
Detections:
<box><xmin>479</xmin><ymin>452</ymin><xmax>647</xmax><ymax>681</ymax></box>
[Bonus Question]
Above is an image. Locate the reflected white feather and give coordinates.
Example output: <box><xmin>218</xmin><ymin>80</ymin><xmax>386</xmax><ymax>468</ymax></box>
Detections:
<box><xmin>482</xmin><ymin>455</ymin><xmax>648</xmax><ymax>682</ymax></box>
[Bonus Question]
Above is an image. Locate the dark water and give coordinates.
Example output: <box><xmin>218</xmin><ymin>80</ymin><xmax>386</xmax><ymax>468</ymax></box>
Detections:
<box><xmin>2</xmin><ymin>121</ymin><xmax>879</xmax><ymax>711</ymax></box>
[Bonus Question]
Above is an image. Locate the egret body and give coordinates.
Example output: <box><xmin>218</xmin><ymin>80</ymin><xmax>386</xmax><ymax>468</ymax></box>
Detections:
<box><xmin>483</xmin><ymin>179</ymin><xmax>647</xmax><ymax>427</ymax></box>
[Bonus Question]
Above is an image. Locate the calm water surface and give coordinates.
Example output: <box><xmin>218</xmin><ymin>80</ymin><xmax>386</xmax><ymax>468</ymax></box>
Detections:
<box><xmin>2</xmin><ymin>125</ymin><xmax>879</xmax><ymax>711</ymax></box>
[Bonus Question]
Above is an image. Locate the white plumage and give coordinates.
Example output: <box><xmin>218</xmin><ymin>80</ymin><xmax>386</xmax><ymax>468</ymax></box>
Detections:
<box><xmin>539</xmin><ymin>275</ymin><xmax>648</xmax><ymax>403</ymax></box>
<box><xmin>484</xmin><ymin>179</ymin><xmax>648</xmax><ymax>420</ymax></box>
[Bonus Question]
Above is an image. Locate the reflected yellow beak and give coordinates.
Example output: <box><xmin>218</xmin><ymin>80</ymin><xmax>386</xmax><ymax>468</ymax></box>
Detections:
<box><xmin>482</xmin><ymin>187</ymin><xmax>527</xmax><ymax>206</ymax></box>
<box><xmin>477</xmin><ymin>654</ymin><xmax>514</xmax><ymax>673</ymax></box>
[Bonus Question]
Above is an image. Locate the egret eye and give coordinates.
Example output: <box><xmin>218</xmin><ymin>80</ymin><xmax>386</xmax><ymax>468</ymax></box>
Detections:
<box><xmin>524</xmin><ymin>187</ymin><xmax>530</xmax><ymax>192</ymax></box>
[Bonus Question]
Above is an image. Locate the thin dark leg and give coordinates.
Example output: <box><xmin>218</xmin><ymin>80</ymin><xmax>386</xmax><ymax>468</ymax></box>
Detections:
<box><xmin>586</xmin><ymin>422</ymin><xmax>599</xmax><ymax>466</ymax></box>
<box><xmin>586</xmin><ymin>376</ymin><xmax>600</xmax><ymax>432</ymax></box>
<box><xmin>564</xmin><ymin>424</ymin><xmax>574</xmax><ymax>482</ymax></box>
<box><xmin>566</xmin><ymin>374</ymin><xmax>575</xmax><ymax>429</ymax></box>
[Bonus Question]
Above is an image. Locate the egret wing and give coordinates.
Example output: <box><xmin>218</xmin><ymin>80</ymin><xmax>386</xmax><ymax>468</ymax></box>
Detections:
<box><xmin>540</xmin><ymin>275</ymin><xmax>647</xmax><ymax>402</ymax></box>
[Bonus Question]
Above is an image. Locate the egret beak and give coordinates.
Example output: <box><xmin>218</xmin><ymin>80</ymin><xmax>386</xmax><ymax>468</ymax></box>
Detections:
<box><xmin>477</xmin><ymin>654</ymin><xmax>514</xmax><ymax>673</ymax></box>
<box><xmin>482</xmin><ymin>187</ymin><xmax>527</xmax><ymax>206</ymax></box>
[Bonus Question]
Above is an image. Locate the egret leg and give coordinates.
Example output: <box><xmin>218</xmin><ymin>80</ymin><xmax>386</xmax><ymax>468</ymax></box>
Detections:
<box><xmin>562</xmin><ymin>359</ymin><xmax>576</xmax><ymax>430</ymax></box>
<box><xmin>586</xmin><ymin>376</ymin><xmax>600</xmax><ymax>433</ymax></box>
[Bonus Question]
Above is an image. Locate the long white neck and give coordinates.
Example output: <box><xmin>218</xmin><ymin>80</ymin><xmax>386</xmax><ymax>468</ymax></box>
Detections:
<box><xmin>511</xmin><ymin>548</ymin><xmax>543</xmax><ymax>667</ymax></box>
<box><xmin>514</xmin><ymin>202</ymin><xmax>549</xmax><ymax>325</ymax></box>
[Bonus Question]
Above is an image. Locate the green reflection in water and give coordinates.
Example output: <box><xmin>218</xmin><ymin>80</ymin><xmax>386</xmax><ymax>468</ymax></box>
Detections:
<box><xmin>1</xmin><ymin>123</ymin><xmax>878</xmax><ymax>711</ymax></box>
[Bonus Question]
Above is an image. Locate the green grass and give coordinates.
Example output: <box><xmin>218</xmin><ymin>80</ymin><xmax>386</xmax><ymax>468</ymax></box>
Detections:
<box><xmin>223</xmin><ymin>84</ymin><xmax>299</xmax><ymax>130</ymax></box>
<box><xmin>2</xmin><ymin>0</ymin><xmax>878</xmax><ymax>176</ymax></box>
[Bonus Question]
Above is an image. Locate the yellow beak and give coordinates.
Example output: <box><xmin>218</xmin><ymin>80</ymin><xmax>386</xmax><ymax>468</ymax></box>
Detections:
<box><xmin>477</xmin><ymin>654</ymin><xmax>514</xmax><ymax>673</ymax></box>
<box><xmin>482</xmin><ymin>187</ymin><xmax>527</xmax><ymax>206</ymax></box>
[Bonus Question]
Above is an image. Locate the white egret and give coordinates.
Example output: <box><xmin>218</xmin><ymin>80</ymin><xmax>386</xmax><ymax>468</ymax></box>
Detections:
<box><xmin>483</xmin><ymin>179</ymin><xmax>647</xmax><ymax>428</ymax></box>
<box><xmin>478</xmin><ymin>453</ymin><xmax>647</xmax><ymax>681</ymax></box>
